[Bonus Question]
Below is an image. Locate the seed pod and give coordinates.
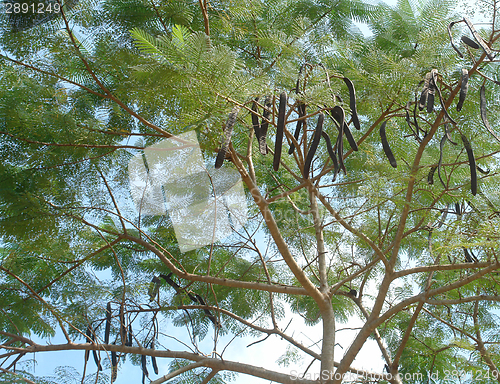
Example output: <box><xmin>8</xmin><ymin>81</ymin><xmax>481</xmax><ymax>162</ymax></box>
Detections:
<box><xmin>444</xmin><ymin>121</ymin><xmax>457</xmax><ymax>145</ymax></box>
<box><xmin>303</xmin><ymin>113</ymin><xmax>324</xmax><ymax>178</ymax></box>
<box><xmin>195</xmin><ymin>294</ymin><xmax>220</xmax><ymax>328</ymax></box>
<box><xmin>150</xmin><ymin>342</ymin><xmax>159</xmax><ymax>375</ymax></box>
<box><xmin>141</xmin><ymin>354</ymin><xmax>148</xmax><ymax>384</ymax></box>
<box><xmin>104</xmin><ymin>302</ymin><xmax>111</xmax><ymax>345</ymax></box>
<box><xmin>476</xmin><ymin>164</ymin><xmax>490</xmax><ymax>174</ymax></box>
<box><xmin>464</xmin><ymin>248</ymin><xmax>478</xmax><ymax>263</ymax></box>
<box><xmin>419</xmin><ymin>72</ymin><xmax>432</xmax><ymax>111</ymax></box>
<box><xmin>289</xmin><ymin>103</ymin><xmax>305</xmax><ymax>155</ymax></box>
<box><xmin>427</xmin><ymin>166</ymin><xmax>437</xmax><ymax>184</ymax></box>
<box><xmin>273</xmin><ymin>92</ymin><xmax>287</xmax><ymax>171</ymax></box>
<box><xmin>463</xmin><ymin>17</ymin><xmax>495</xmax><ymax>60</ymax></box>
<box><xmin>85</xmin><ymin>324</ymin><xmax>92</xmax><ymax>362</ymax></box>
<box><xmin>125</xmin><ymin>324</ymin><xmax>133</xmax><ymax>347</ymax></box>
<box><xmin>343</xmin><ymin>123</ymin><xmax>358</xmax><ymax>151</ymax></box>
<box><xmin>111</xmin><ymin>349</ymin><xmax>117</xmax><ymax>382</ymax></box>
<box><xmin>321</xmin><ymin>131</ymin><xmax>339</xmax><ymax>180</ymax></box>
<box><xmin>148</xmin><ymin>276</ymin><xmax>161</xmax><ymax>302</ymax></box>
<box><xmin>379</xmin><ymin>121</ymin><xmax>397</xmax><ymax>168</ymax></box>
<box><xmin>448</xmin><ymin>21</ymin><xmax>464</xmax><ymax>58</ymax></box>
<box><xmin>461</xmin><ymin>133</ymin><xmax>477</xmax><ymax>196</ymax></box>
<box><xmin>457</xmin><ymin>69</ymin><xmax>469</xmax><ymax>111</ymax></box>
<box><xmin>330</xmin><ymin>106</ymin><xmax>347</xmax><ymax>174</ymax></box>
<box><xmin>343</xmin><ymin>77</ymin><xmax>361</xmax><ymax>130</ymax></box>
<box><xmin>480</xmin><ymin>85</ymin><xmax>500</xmax><ymax>143</ymax></box>
<box><xmin>251</xmin><ymin>98</ymin><xmax>261</xmax><ymax>140</ymax></box>
<box><xmin>461</xmin><ymin>35</ymin><xmax>480</xmax><ymax>49</ymax></box>
<box><xmin>438</xmin><ymin>134</ymin><xmax>448</xmax><ymax>189</ymax></box>
<box><xmin>259</xmin><ymin>96</ymin><xmax>272</xmax><ymax>155</ymax></box>
<box><xmin>119</xmin><ymin>304</ymin><xmax>126</xmax><ymax>346</ymax></box>
<box><xmin>215</xmin><ymin>106</ymin><xmax>240</xmax><ymax>168</ymax></box>
<box><xmin>427</xmin><ymin>75</ymin><xmax>436</xmax><ymax>113</ymax></box>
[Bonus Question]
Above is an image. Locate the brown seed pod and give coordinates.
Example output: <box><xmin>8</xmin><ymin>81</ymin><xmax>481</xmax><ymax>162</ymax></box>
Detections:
<box><xmin>343</xmin><ymin>123</ymin><xmax>358</xmax><ymax>151</ymax></box>
<box><xmin>150</xmin><ymin>342</ymin><xmax>159</xmax><ymax>375</ymax></box>
<box><xmin>379</xmin><ymin>121</ymin><xmax>397</xmax><ymax>168</ymax></box>
<box><xmin>251</xmin><ymin>98</ymin><xmax>261</xmax><ymax>140</ymax></box>
<box><xmin>85</xmin><ymin>324</ymin><xmax>92</xmax><ymax>362</ymax></box>
<box><xmin>303</xmin><ymin>113</ymin><xmax>324</xmax><ymax>178</ymax></box>
<box><xmin>119</xmin><ymin>304</ymin><xmax>126</xmax><ymax>346</ymax></box>
<box><xmin>464</xmin><ymin>247</ymin><xmax>479</xmax><ymax>262</ymax></box>
<box><xmin>343</xmin><ymin>77</ymin><xmax>361</xmax><ymax>130</ymax></box>
<box><xmin>419</xmin><ymin>72</ymin><xmax>432</xmax><ymax>110</ymax></box>
<box><xmin>321</xmin><ymin>131</ymin><xmax>339</xmax><ymax>180</ymax></box>
<box><xmin>111</xmin><ymin>349</ymin><xmax>117</xmax><ymax>382</ymax></box>
<box><xmin>289</xmin><ymin>102</ymin><xmax>305</xmax><ymax>155</ymax></box>
<box><xmin>273</xmin><ymin>92</ymin><xmax>287</xmax><ymax>171</ymax></box>
<box><xmin>125</xmin><ymin>324</ymin><xmax>133</xmax><ymax>347</ymax></box>
<box><xmin>461</xmin><ymin>133</ymin><xmax>477</xmax><ymax>196</ymax></box>
<box><xmin>92</xmin><ymin>325</ymin><xmax>102</xmax><ymax>371</ymax></box>
<box><xmin>463</xmin><ymin>18</ymin><xmax>495</xmax><ymax>60</ymax></box>
<box><xmin>480</xmin><ymin>85</ymin><xmax>500</xmax><ymax>143</ymax></box>
<box><xmin>215</xmin><ymin>106</ymin><xmax>240</xmax><ymax>168</ymax></box>
<box><xmin>448</xmin><ymin>21</ymin><xmax>464</xmax><ymax>58</ymax></box>
<box><xmin>461</xmin><ymin>35</ymin><xmax>480</xmax><ymax>49</ymax></box>
<box><xmin>141</xmin><ymin>354</ymin><xmax>148</xmax><ymax>384</ymax></box>
<box><xmin>329</xmin><ymin>106</ymin><xmax>347</xmax><ymax>174</ymax></box>
<box><xmin>259</xmin><ymin>96</ymin><xmax>272</xmax><ymax>155</ymax></box>
<box><xmin>104</xmin><ymin>302</ymin><xmax>111</xmax><ymax>345</ymax></box>
<box><xmin>427</xmin><ymin>166</ymin><xmax>437</xmax><ymax>184</ymax></box>
<box><xmin>438</xmin><ymin>134</ymin><xmax>448</xmax><ymax>189</ymax></box>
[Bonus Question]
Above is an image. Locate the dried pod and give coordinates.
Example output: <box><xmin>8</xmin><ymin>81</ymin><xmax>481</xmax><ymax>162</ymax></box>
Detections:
<box><xmin>141</xmin><ymin>354</ymin><xmax>148</xmax><ymax>384</ymax></box>
<box><xmin>461</xmin><ymin>35</ymin><xmax>480</xmax><ymax>49</ymax></box>
<box><xmin>148</xmin><ymin>276</ymin><xmax>161</xmax><ymax>302</ymax></box>
<box><xmin>343</xmin><ymin>123</ymin><xmax>358</xmax><ymax>151</ymax></box>
<box><xmin>273</xmin><ymin>92</ymin><xmax>287</xmax><ymax>171</ymax></box>
<box><xmin>438</xmin><ymin>134</ymin><xmax>448</xmax><ymax>189</ymax></box>
<box><xmin>125</xmin><ymin>324</ymin><xmax>133</xmax><ymax>347</ymax></box>
<box><xmin>419</xmin><ymin>72</ymin><xmax>432</xmax><ymax>111</ymax></box>
<box><xmin>330</xmin><ymin>106</ymin><xmax>347</xmax><ymax>174</ymax></box>
<box><xmin>92</xmin><ymin>327</ymin><xmax>102</xmax><ymax>371</ymax></box>
<box><xmin>251</xmin><ymin>98</ymin><xmax>260</xmax><ymax>140</ymax></box>
<box><xmin>289</xmin><ymin>103</ymin><xmax>305</xmax><ymax>155</ymax></box>
<box><xmin>194</xmin><ymin>294</ymin><xmax>220</xmax><ymax>328</ymax></box>
<box><xmin>259</xmin><ymin>96</ymin><xmax>272</xmax><ymax>155</ymax></box>
<box><xmin>215</xmin><ymin>106</ymin><xmax>240</xmax><ymax>168</ymax></box>
<box><xmin>427</xmin><ymin>166</ymin><xmax>437</xmax><ymax>184</ymax></box>
<box><xmin>461</xmin><ymin>133</ymin><xmax>477</xmax><ymax>196</ymax></box>
<box><xmin>111</xmin><ymin>349</ymin><xmax>118</xmax><ymax>382</ymax></box>
<box><xmin>104</xmin><ymin>302</ymin><xmax>111</xmax><ymax>345</ymax></box>
<box><xmin>480</xmin><ymin>85</ymin><xmax>500</xmax><ymax>143</ymax></box>
<box><xmin>448</xmin><ymin>21</ymin><xmax>464</xmax><ymax>58</ymax></box>
<box><xmin>463</xmin><ymin>18</ymin><xmax>495</xmax><ymax>60</ymax></box>
<box><xmin>150</xmin><ymin>342</ymin><xmax>159</xmax><ymax>375</ymax></box>
<box><xmin>457</xmin><ymin>69</ymin><xmax>469</xmax><ymax>111</ymax></box>
<box><xmin>303</xmin><ymin>113</ymin><xmax>324</xmax><ymax>178</ymax></box>
<box><xmin>119</xmin><ymin>305</ymin><xmax>126</xmax><ymax>346</ymax></box>
<box><xmin>464</xmin><ymin>248</ymin><xmax>479</xmax><ymax>263</ymax></box>
<box><xmin>379</xmin><ymin>121</ymin><xmax>397</xmax><ymax>168</ymax></box>
<box><xmin>476</xmin><ymin>164</ymin><xmax>490</xmax><ymax>174</ymax></box>
<box><xmin>343</xmin><ymin>77</ymin><xmax>361</xmax><ymax>130</ymax></box>
<box><xmin>321</xmin><ymin>131</ymin><xmax>339</xmax><ymax>180</ymax></box>
<box><xmin>85</xmin><ymin>324</ymin><xmax>93</xmax><ymax>362</ymax></box>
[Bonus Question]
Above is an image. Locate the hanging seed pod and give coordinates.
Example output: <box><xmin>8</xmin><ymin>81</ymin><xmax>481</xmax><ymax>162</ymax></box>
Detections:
<box><xmin>457</xmin><ymin>69</ymin><xmax>469</xmax><ymax>112</ymax></box>
<box><xmin>259</xmin><ymin>96</ymin><xmax>272</xmax><ymax>155</ymax></box>
<box><xmin>427</xmin><ymin>166</ymin><xmax>437</xmax><ymax>184</ymax></box>
<box><xmin>148</xmin><ymin>276</ymin><xmax>161</xmax><ymax>302</ymax></box>
<box><xmin>85</xmin><ymin>324</ymin><xmax>92</xmax><ymax>362</ymax></box>
<box><xmin>461</xmin><ymin>133</ymin><xmax>477</xmax><ymax>196</ymax></box>
<box><xmin>289</xmin><ymin>103</ymin><xmax>305</xmax><ymax>155</ymax></box>
<box><xmin>125</xmin><ymin>324</ymin><xmax>133</xmax><ymax>347</ymax></box>
<box><xmin>104</xmin><ymin>302</ymin><xmax>111</xmax><ymax>345</ymax></box>
<box><xmin>303</xmin><ymin>113</ymin><xmax>324</xmax><ymax>178</ymax></box>
<box><xmin>111</xmin><ymin>348</ymin><xmax>117</xmax><ymax>383</ymax></box>
<box><xmin>448</xmin><ymin>21</ymin><xmax>464</xmax><ymax>58</ymax></box>
<box><xmin>419</xmin><ymin>72</ymin><xmax>432</xmax><ymax>110</ymax></box>
<box><xmin>215</xmin><ymin>106</ymin><xmax>240</xmax><ymax>169</ymax></box>
<box><xmin>476</xmin><ymin>164</ymin><xmax>490</xmax><ymax>174</ymax></box>
<box><xmin>438</xmin><ymin>134</ymin><xmax>448</xmax><ymax>189</ymax></box>
<box><xmin>461</xmin><ymin>35</ymin><xmax>480</xmax><ymax>49</ymax></box>
<box><xmin>343</xmin><ymin>123</ymin><xmax>358</xmax><ymax>151</ymax></box>
<box><xmin>321</xmin><ymin>131</ymin><xmax>339</xmax><ymax>180</ymax></box>
<box><xmin>194</xmin><ymin>294</ymin><xmax>220</xmax><ymax>328</ymax></box>
<box><xmin>444</xmin><ymin>121</ymin><xmax>457</xmax><ymax>145</ymax></box>
<box><xmin>273</xmin><ymin>92</ymin><xmax>287</xmax><ymax>171</ymax></box>
<box><xmin>343</xmin><ymin>77</ymin><xmax>361</xmax><ymax>130</ymax></box>
<box><xmin>480</xmin><ymin>85</ymin><xmax>500</xmax><ymax>143</ymax></box>
<box><xmin>405</xmin><ymin>102</ymin><xmax>420</xmax><ymax>142</ymax></box>
<box><xmin>92</xmin><ymin>326</ymin><xmax>103</xmax><ymax>371</ymax></box>
<box><xmin>150</xmin><ymin>342</ymin><xmax>159</xmax><ymax>375</ymax></box>
<box><xmin>119</xmin><ymin>305</ymin><xmax>126</xmax><ymax>346</ymax></box>
<box><xmin>330</xmin><ymin>106</ymin><xmax>347</xmax><ymax>174</ymax></box>
<box><xmin>427</xmin><ymin>72</ymin><xmax>437</xmax><ymax>113</ymax></box>
<box><xmin>251</xmin><ymin>98</ymin><xmax>261</xmax><ymax>140</ymax></box>
<box><xmin>141</xmin><ymin>354</ymin><xmax>148</xmax><ymax>384</ymax></box>
<box><xmin>379</xmin><ymin>121</ymin><xmax>397</xmax><ymax>168</ymax></box>
<box><xmin>463</xmin><ymin>18</ymin><xmax>495</xmax><ymax>60</ymax></box>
